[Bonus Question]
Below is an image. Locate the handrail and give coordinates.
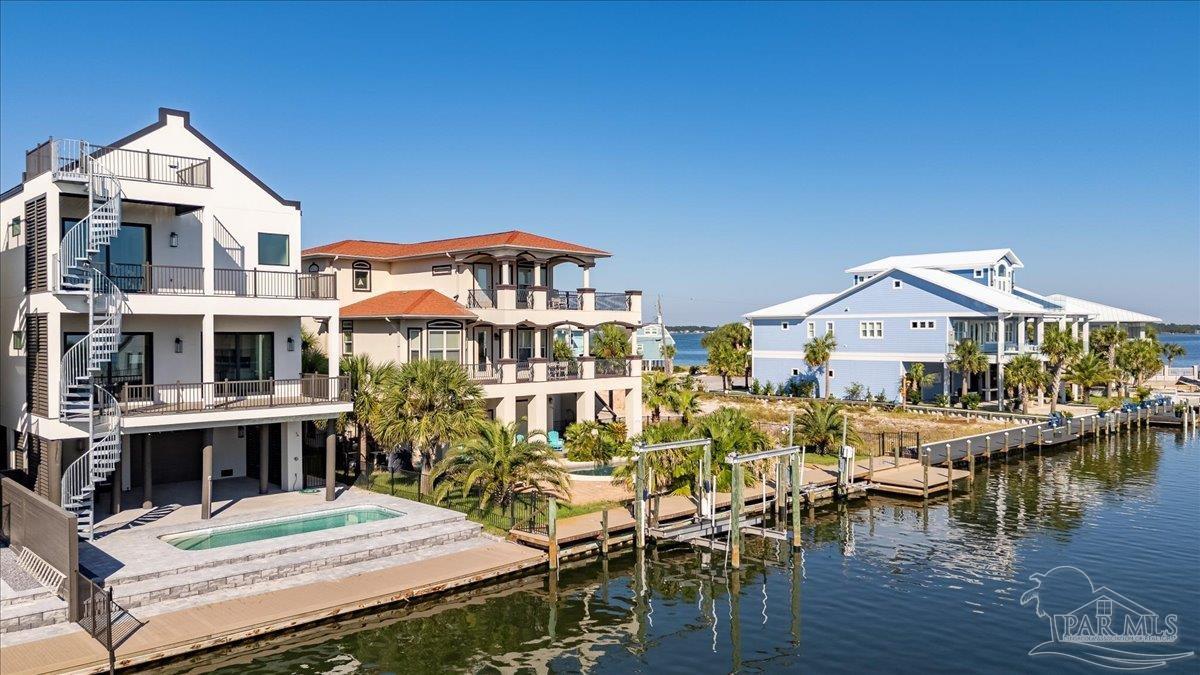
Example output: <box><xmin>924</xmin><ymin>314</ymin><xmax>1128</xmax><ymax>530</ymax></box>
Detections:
<box><xmin>467</xmin><ymin>288</ymin><xmax>497</xmax><ymax>309</ymax></box>
<box><xmin>119</xmin><ymin>375</ymin><xmax>351</xmax><ymax>415</ymax></box>
<box><xmin>549</xmin><ymin>289</ymin><xmax>581</xmax><ymax>310</ymax></box>
<box><xmin>463</xmin><ymin>362</ymin><xmax>500</xmax><ymax>381</ymax></box>
<box><xmin>213</xmin><ymin>268</ymin><xmax>337</xmax><ymax>299</ymax></box>
<box><xmin>50</xmin><ymin>138</ymin><xmax>210</xmax><ymax>187</ymax></box>
<box><xmin>212</xmin><ymin>215</ymin><xmax>244</xmax><ymax>268</ymax></box>
<box><xmin>594</xmin><ymin>292</ymin><xmax>630</xmax><ymax>311</ymax></box>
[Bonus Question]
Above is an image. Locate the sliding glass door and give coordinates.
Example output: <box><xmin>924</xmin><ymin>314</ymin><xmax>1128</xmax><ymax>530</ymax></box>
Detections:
<box><xmin>215</xmin><ymin>333</ymin><xmax>275</xmax><ymax>382</ymax></box>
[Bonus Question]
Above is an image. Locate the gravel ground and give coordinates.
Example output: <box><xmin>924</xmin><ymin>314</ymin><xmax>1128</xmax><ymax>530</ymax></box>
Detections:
<box><xmin>0</xmin><ymin>544</ymin><xmax>44</xmax><ymax>592</ymax></box>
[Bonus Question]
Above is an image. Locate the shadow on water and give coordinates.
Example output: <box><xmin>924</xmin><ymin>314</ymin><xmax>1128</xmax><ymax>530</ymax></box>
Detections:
<box><xmin>140</xmin><ymin>428</ymin><xmax>1199</xmax><ymax>675</ymax></box>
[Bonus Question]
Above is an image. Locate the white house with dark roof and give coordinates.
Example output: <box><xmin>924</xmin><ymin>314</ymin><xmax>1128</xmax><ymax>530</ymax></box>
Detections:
<box><xmin>746</xmin><ymin>248</ymin><xmax>1161</xmax><ymax>403</ymax></box>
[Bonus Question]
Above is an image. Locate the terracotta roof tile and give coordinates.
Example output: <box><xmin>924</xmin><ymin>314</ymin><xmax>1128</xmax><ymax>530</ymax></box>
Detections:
<box><xmin>340</xmin><ymin>290</ymin><xmax>475</xmax><ymax>319</ymax></box>
<box><xmin>302</xmin><ymin>230</ymin><xmax>609</xmax><ymax>260</ymax></box>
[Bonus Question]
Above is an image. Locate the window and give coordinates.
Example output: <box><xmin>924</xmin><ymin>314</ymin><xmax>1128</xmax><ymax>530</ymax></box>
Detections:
<box><xmin>65</xmin><ymin>332</ymin><xmax>152</xmax><ymax>387</ymax></box>
<box><xmin>997</xmin><ymin>264</ymin><xmax>1007</xmax><ymax>277</ymax></box>
<box><xmin>807</xmin><ymin>322</ymin><xmax>816</xmax><ymax>338</ymax></box>
<box><xmin>408</xmin><ymin>328</ymin><xmax>423</xmax><ymax>362</ymax></box>
<box><xmin>307</xmin><ymin>262</ymin><xmax>320</xmax><ymax>273</ymax></box>
<box><xmin>911</xmin><ymin>320</ymin><xmax>936</xmax><ymax>330</ymax></box>
<box><xmin>11</xmin><ymin>329</ymin><xmax>24</xmax><ymax>350</ymax></box>
<box><xmin>432</xmin><ymin>264</ymin><xmax>451</xmax><ymax>276</ymax></box>
<box><xmin>781</xmin><ymin>322</ymin><xmax>789</xmax><ymax>331</ymax></box>
<box><xmin>827</xmin><ymin>369</ymin><xmax>835</xmax><ymax>379</ymax></box>
<box><xmin>428</xmin><ymin>322</ymin><xmax>463</xmax><ymax>362</ymax></box>
<box><xmin>859</xmin><ymin>321</ymin><xmax>883</xmax><ymax>339</ymax></box>
<box><xmin>826</xmin><ymin>321</ymin><xmax>834</xmax><ymax>335</ymax></box>
<box><xmin>516</xmin><ymin>329</ymin><xmax>534</xmax><ymax>362</ymax></box>
<box><xmin>215</xmin><ymin>332</ymin><xmax>274</xmax><ymax>381</ymax></box>
<box><xmin>791</xmin><ymin>368</ymin><xmax>800</xmax><ymax>376</ymax></box>
<box><xmin>973</xmin><ymin>268</ymin><xmax>984</xmax><ymax>278</ymax></box>
<box><xmin>892</xmin><ymin>280</ymin><xmax>903</xmax><ymax>289</ymax></box>
<box><xmin>258</xmin><ymin>233</ymin><xmax>289</xmax><ymax>266</ymax></box>
<box><xmin>341</xmin><ymin>320</ymin><xmax>353</xmax><ymax>355</ymax></box>
<box><xmin>63</xmin><ymin>219</ymin><xmax>150</xmax><ymax>293</ymax></box>
<box><xmin>352</xmin><ymin>261</ymin><xmax>371</xmax><ymax>292</ymax></box>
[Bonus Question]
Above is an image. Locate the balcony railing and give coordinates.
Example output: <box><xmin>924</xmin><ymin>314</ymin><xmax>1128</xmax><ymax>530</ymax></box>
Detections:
<box><xmin>464</xmin><ymin>362</ymin><xmax>500</xmax><ymax>382</ymax></box>
<box><xmin>118</xmin><ymin>375</ymin><xmax>350</xmax><ymax>416</ymax></box>
<box><xmin>516</xmin><ymin>361</ymin><xmax>533</xmax><ymax>381</ymax></box>
<box><xmin>549</xmin><ymin>290</ymin><xmax>580</xmax><ymax>310</ymax></box>
<box><xmin>595</xmin><ymin>358</ymin><xmax>631</xmax><ymax>378</ymax></box>
<box><xmin>467</xmin><ymin>288</ymin><xmax>497</xmax><ymax>309</ymax></box>
<box><xmin>547</xmin><ymin>360</ymin><xmax>581</xmax><ymax>381</ymax></box>
<box><xmin>595</xmin><ymin>292</ymin><xmax>630</xmax><ymax>311</ymax></box>
<box><xmin>28</xmin><ymin>138</ymin><xmax>211</xmax><ymax>187</ymax></box>
<box><xmin>516</xmin><ymin>287</ymin><xmax>532</xmax><ymax>309</ymax></box>
<box><xmin>214</xmin><ymin>268</ymin><xmax>337</xmax><ymax>300</ymax></box>
<box><xmin>108</xmin><ymin>263</ymin><xmax>204</xmax><ymax>295</ymax></box>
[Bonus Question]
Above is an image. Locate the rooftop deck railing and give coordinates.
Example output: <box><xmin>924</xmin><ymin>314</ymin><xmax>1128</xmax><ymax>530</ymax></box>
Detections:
<box><xmin>549</xmin><ymin>289</ymin><xmax>581</xmax><ymax>310</ymax></box>
<box><xmin>595</xmin><ymin>358</ymin><xmax>631</xmax><ymax>378</ymax></box>
<box><xmin>28</xmin><ymin>139</ymin><xmax>211</xmax><ymax>187</ymax></box>
<box><xmin>547</xmin><ymin>360</ymin><xmax>581</xmax><ymax>381</ymax></box>
<box><xmin>214</xmin><ymin>268</ymin><xmax>337</xmax><ymax>300</ymax></box>
<box><xmin>594</xmin><ymin>292</ymin><xmax>630</xmax><ymax>311</ymax></box>
<box><xmin>118</xmin><ymin>374</ymin><xmax>350</xmax><ymax>416</ymax></box>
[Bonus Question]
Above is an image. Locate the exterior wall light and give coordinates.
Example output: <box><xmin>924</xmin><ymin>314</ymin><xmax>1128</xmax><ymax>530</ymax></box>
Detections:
<box><xmin>174</xmin><ymin>337</ymin><xmax>183</xmax><ymax>353</ymax></box>
<box><xmin>287</xmin><ymin>336</ymin><xmax>296</xmax><ymax>352</ymax></box>
<box><xmin>237</xmin><ymin>426</ymin><xmax>245</xmax><ymax>439</ymax></box>
<box><xmin>170</xmin><ymin>232</ymin><xmax>179</xmax><ymax>247</ymax></box>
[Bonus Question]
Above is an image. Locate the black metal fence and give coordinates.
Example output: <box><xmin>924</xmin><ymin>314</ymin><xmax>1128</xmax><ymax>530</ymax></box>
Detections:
<box><xmin>214</xmin><ymin>268</ymin><xmax>337</xmax><ymax>299</ymax></box>
<box><xmin>108</xmin><ymin>262</ymin><xmax>205</xmax><ymax>295</ymax></box>
<box><xmin>595</xmin><ymin>358</ymin><xmax>631</xmax><ymax>377</ymax></box>
<box><xmin>594</xmin><ymin>292</ymin><xmax>630</xmax><ymax>311</ymax></box>
<box><xmin>549</xmin><ymin>289</ymin><xmax>581</xmax><ymax>310</ymax></box>
<box><xmin>351</xmin><ymin>468</ymin><xmax>549</xmax><ymax>534</ymax></box>
<box><xmin>76</xmin><ymin>574</ymin><xmax>141</xmax><ymax>671</ymax></box>
<box><xmin>467</xmin><ymin>288</ymin><xmax>497</xmax><ymax>309</ymax></box>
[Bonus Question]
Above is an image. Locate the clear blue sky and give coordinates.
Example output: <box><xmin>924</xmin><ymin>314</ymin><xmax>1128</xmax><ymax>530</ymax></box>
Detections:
<box><xmin>3</xmin><ymin>2</ymin><xmax>1197</xmax><ymax>324</ymax></box>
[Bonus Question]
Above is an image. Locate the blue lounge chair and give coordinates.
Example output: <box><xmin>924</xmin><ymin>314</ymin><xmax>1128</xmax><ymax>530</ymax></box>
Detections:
<box><xmin>548</xmin><ymin>430</ymin><xmax>564</xmax><ymax>450</ymax></box>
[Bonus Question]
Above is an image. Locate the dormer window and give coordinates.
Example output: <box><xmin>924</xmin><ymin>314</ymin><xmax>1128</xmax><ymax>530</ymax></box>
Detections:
<box><xmin>997</xmin><ymin>264</ymin><xmax>1007</xmax><ymax>277</ymax></box>
<box><xmin>352</xmin><ymin>260</ymin><xmax>371</xmax><ymax>292</ymax></box>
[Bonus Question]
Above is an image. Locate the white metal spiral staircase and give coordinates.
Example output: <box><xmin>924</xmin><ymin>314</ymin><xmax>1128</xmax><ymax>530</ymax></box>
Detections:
<box><xmin>59</xmin><ymin>153</ymin><xmax>126</xmax><ymax>539</ymax></box>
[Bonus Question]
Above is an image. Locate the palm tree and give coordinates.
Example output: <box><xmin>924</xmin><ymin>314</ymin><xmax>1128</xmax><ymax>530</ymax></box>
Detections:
<box><xmin>1041</xmin><ymin>326</ymin><xmax>1083</xmax><ymax>413</ymax></box>
<box><xmin>431</xmin><ymin>420</ymin><xmax>570</xmax><ymax>511</ymax></box>
<box><xmin>794</xmin><ymin>400</ymin><xmax>859</xmax><ymax>454</ymax></box>
<box><xmin>1115</xmin><ymin>339</ymin><xmax>1163</xmax><ymax>391</ymax></box>
<box><xmin>340</xmin><ymin>354</ymin><xmax>398</xmax><ymax>472</ymax></box>
<box><xmin>641</xmin><ymin>371</ymin><xmax>680</xmax><ymax>422</ymax></box>
<box><xmin>690</xmin><ymin>407</ymin><xmax>768</xmax><ymax>489</ymax></box>
<box><xmin>947</xmin><ymin>339</ymin><xmax>989</xmax><ymax>404</ymax></box>
<box><xmin>668</xmin><ymin>387</ymin><xmax>702</xmax><ymax>425</ymax></box>
<box><xmin>1090</xmin><ymin>325</ymin><xmax>1127</xmax><ymax>396</ymax></box>
<box><xmin>370</xmin><ymin>359</ymin><xmax>485</xmax><ymax>493</ymax></box>
<box><xmin>661</xmin><ymin>343</ymin><xmax>677</xmax><ymax>373</ymax></box>
<box><xmin>1064</xmin><ymin>353</ymin><xmax>1112</xmax><ymax>406</ymax></box>
<box><xmin>301</xmin><ymin>327</ymin><xmax>328</xmax><ymax>374</ymax></box>
<box><xmin>564</xmin><ymin>420</ymin><xmax>627</xmax><ymax>468</ymax></box>
<box><xmin>803</xmin><ymin>333</ymin><xmax>838</xmax><ymax>398</ymax></box>
<box><xmin>592</xmin><ymin>323</ymin><xmax>631</xmax><ymax>359</ymax></box>
<box><xmin>701</xmin><ymin>323</ymin><xmax>751</xmax><ymax>389</ymax></box>
<box><xmin>1162</xmin><ymin>342</ymin><xmax>1186</xmax><ymax>370</ymax></box>
<box><xmin>902</xmin><ymin>363</ymin><xmax>935</xmax><ymax>406</ymax></box>
<box><xmin>1005</xmin><ymin>353</ymin><xmax>1045</xmax><ymax>414</ymax></box>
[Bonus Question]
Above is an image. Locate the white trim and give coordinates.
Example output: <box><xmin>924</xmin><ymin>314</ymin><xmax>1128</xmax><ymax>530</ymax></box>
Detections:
<box><xmin>753</xmin><ymin>350</ymin><xmax>948</xmax><ymax>361</ymax></box>
<box><xmin>806</xmin><ymin>322</ymin><xmax>815</xmax><ymax>338</ymax></box>
<box><xmin>806</xmin><ymin>311</ymin><xmax>1014</xmax><ymax>320</ymax></box>
<box><xmin>859</xmin><ymin>320</ymin><xmax>884</xmax><ymax>339</ymax></box>
<box><xmin>825</xmin><ymin>321</ymin><xmax>834</xmax><ymax>335</ymax></box>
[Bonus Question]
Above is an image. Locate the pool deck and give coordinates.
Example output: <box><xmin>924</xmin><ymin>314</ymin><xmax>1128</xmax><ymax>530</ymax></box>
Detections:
<box><xmin>0</xmin><ymin>540</ymin><xmax>543</xmax><ymax>675</ymax></box>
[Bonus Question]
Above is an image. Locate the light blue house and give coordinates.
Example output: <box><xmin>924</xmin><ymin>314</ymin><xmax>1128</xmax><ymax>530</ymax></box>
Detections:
<box><xmin>746</xmin><ymin>249</ymin><xmax>1161</xmax><ymax>403</ymax></box>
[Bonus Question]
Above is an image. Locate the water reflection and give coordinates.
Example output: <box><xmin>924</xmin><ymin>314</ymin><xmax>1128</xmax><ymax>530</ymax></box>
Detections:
<box><xmin>148</xmin><ymin>429</ymin><xmax>1197</xmax><ymax>674</ymax></box>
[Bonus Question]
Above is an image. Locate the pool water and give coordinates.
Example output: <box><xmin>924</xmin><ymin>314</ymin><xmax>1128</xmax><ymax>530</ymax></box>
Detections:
<box><xmin>161</xmin><ymin>506</ymin><xmax>404</xmax><ymax>551</ymax></box>
<box><xmin>569</xmin><ymin>465</ymin><xmax>615</xmax><ymax>477</ymax></box>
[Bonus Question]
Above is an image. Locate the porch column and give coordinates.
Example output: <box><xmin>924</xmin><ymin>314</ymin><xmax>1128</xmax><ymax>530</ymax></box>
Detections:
<box><xmin>142</xmin><ymin>435</ymin><xmax>153</xmax><ymax>508</ymax></box>
<box><xmin>581</xmin><ymin>266</ymin><xmax>591</xmax><ymax>288</ymax></box>
<box><xmin>109</xmin><ymin>457</ymin><xmax>122</xmax><ymax>516</ymax></box>
<box><xmin>578</xmin><ymin>389</ymin><xmax>596</xmax><ymax>423</ymax></box>
<box><xmin>259</xmin><ymin>424</ymin><xmax>270</xmax><ymax>494</ymax></box>
<box><xmin>533</xmin><ymin>328</ymin><xmax>544</xmax><ymax>360</ymax></box>
<box><xmin>501</xmin><ymin>328</ymin><xmax>512</xmax><ymax>360</ymax></box>
<box><xmin>325</xmin><ymin>418</ymin><xmax>337</xmax><ymax>501</ymax></box>
<box><xmin>201</xmin><ymin>428</ymin><xmax>214</xmax><ymax>520</ymax></box>
<box><xmin>1016</xmin><ymin>316</ymin><xmax>1026</xmax><ymax>351</ymax></box>
<box><xmin>1036</xmin><ymin>318</ymin><xmax>1045</xmax><ymax>347</ymax></box>
<box><xmin>984</xmin><ymin>367</ymin><xmax>992</xmax><ymax>402</ymax></box>
<box><xmin>582</xmin><ymin>329</ymin><xmax>591</xmax><ymax>357</ymax></box>
<box><xmin>527</xmin><ymin>394</ymin><xmax>548</xmax><ymax>435</ymax></box>
<box><xmin>497</xmin><ymin>396</ymin><xmax>517</xmax><ymax>425</ymax></box>
<box><xmin>996</xmin><ymin>315</ymin><xmax>1005</xmax><ymax>404</ymax></box>
<box><xmin>1082</xmin><ymin>320</ymin><xmax>1091</xmax><ymax>353</ymax></box>
<box><xmin>625</xmin><ymin>384</ymin><xmax>644</xmax><ymax>438</ymax></box>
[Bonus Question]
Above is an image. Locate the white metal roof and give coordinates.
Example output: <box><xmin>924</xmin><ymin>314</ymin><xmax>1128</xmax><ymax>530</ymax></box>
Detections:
<box><xmin>882</xmin><ymin>267</ymin><xmax>1048</xmax><ymax>314</ymax></box>
<box><xmin>745</xmin><ymin>292</ymin><xmax>840</xmax><ymax>319</ymax></box>
<box><xmin>845</xmin><ymin>248</ymin><xmax>1023</xmax><ymax>274</ymax></box>
<box><xmin>1045</xmin><ymin>294</ymin><xmax>1162</xmax><ymax>324</ymax></box>
<box><xmin>1012</xmin><ymin>286</ymin><xmax>1066</xmax><ymax>310</ymax></box>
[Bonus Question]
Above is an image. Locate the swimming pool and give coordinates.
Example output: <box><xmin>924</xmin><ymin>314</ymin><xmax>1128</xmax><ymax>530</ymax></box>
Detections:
<box><xmin>161</xmin><ymin>506</ymin><xmax>404</xmax><ymax>551</ymax></box>
<box><xmin>569</xmin><ymin>465</ymin><xmax>615</xmax><ymax>477</ymax></box>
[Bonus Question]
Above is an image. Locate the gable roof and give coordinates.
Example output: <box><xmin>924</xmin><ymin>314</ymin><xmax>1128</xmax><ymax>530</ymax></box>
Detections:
<box><xmin>340</xmin><ymin>290</ymin><xmax>475</xmax><ymax>319</ymax></box>
<box><xmin>1045</xmin><ymin>293</ymin><xmax>1162</xmax><ymax>324</ymax></box>
<box><xmin>845</xmin><ymin>248</ymin><xmax>1023</xmax><ymax>274</ymax></box>
<box><xmin>1012</xmin><ymin>286</ymin><xmax>1066</xmax><ymax>311</ymax></box>
<box><xmin>112</xmin><ymin>108</ymin><xmax>300</xmax><ymax>209</ymax></box>
<box><xmin>745</xmin><ymin>293</ymin><xmax>840</xmax><ymax>319</ymax></box>
<box><xmin>799</xmin><ymin>267</ymin><xmax>1049</xmax><ymax>317</ymax></box>
<box><xmin>302</xmin><ymin>230</ymin><xmax>609</xmax><ymax>260</ymax></box>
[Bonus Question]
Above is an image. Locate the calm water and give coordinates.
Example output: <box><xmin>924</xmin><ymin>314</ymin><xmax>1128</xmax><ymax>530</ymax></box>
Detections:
<box><xmin>1161</xmin><ymin>333</ymin><xmax>1199</xmax><ymax>368</ymax></box>
<box><xmin>151</xmin><ymin>429</ymin><xmax>1199</xmax><ymax>674</ymax></box>
<box><xmin>673</xmin><ymin>332</ymin><xmax>709</xmax><ymax>367</ymax></box>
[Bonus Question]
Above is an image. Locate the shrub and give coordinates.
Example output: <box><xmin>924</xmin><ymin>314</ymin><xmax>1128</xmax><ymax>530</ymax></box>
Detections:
<box><xmin>798</xmin><ymin>380</ymin><xmax>816</xmax><ymax>398</ymax></box>
<box><xmin>844</xmin><ymin>382</ymin><xmax>865</xmax><ymax>401</ymax></box>
<box><xmin>1091</xmin><ymin>396</ymin><xmax>1118</xmax><ymax>413</ymax></box>
<box><xmin>1134</xmin><ymin>385</ymin><xmax>1152</xmax><ymax>403</ymax></box>
<box><xmin>874</xmin><ymin>391</ymin><xmax>889</xmax><ymax>403</ymax></box>
<box><xmin>933</xmin><ymin>393</ymin><xmax>950</xmax><ymax>408</ymax></box>
<box><xmin>961</xmin><ymin>392</ymin><xmax>982</xmax><ymax>410</ymax></box>
<box><xmin>906</xmin><ymin>389</ymin><xmax>922</xmax><ymax>405</ymax></box>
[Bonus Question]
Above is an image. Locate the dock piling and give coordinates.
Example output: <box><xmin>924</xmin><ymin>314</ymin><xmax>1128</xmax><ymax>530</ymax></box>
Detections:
<box><xmin>922</xmin><ymin>450</ymin><xmax>930</xmax><ymax>500</ymax></box>
<box><xmin>601</xmin><ymin>509</ymin><xmax>610</xmax><ymax>557</ymax></box>
<box><xmin>548</xmin><ymin>497</ymin><xmax>559</xmax><ymax>570</ymax></box>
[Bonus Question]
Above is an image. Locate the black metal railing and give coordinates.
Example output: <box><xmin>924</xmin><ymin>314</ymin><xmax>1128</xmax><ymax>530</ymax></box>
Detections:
<box><xmin>118</xmin><ymin>374</ymin><xmax>350</xmax><ymax>416</ymax></box>
<box><xmin>107</xmin><ymin>262</ymin><xmax>205</xmax><ymax>295</ymax></box>
<box><xmin>547</xmin><ymin>360</ymin><xmax>581</xmax><ymax>380</ymax></box>
<box><xmin>353</xmin><ymin>468</ymin><xmax>548</xmax><ymax>534</ymax></box>
<box><xmin>516</xmin><ymin>287</ymin><xmax>532</xmax><ymax>308</ymax></box>
<box><xmin>595</xmin><ymin>292</ymin><xmax>630</xmax><ymax>311</ymax></box>
<box><xmin>76</xmin><ymin>574</ymin><xmax>141</xmax><ymax>671</ymax></box>
<box><xmin>35</xmin><ymin>139</ymin><xmax>211</xmax><ymax>187</ymax></box>
<box><xmin>596</xmin><ymin>358</ymin><xmax>631</xmax><ymax>377</ymax></box>
<box><xmin>516</xmin><ymin>360</ymin><xmax>533</xmax><ymax>381</ymax></box>
<box><xmin>548</xmin><ymin>289</ymin><xmax>581</xmax><ymax>310</ymax></box>
<box><xmin>467</xmin><ymin>288</ymin><xmax>497</xmax><ymax>309</ymax></box>
<box><xmin>464</xmin><ymin>361</ymin><xmax>500</xmax><ymax>382</ymax></box>
<box><xmin>214</xmin><ymin>268</ymin><xmax>337</xmax><ymax>300</ymax></box>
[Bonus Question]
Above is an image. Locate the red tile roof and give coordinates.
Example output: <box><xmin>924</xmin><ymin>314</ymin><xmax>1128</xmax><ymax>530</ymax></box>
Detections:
<box><xmin>340</xmin><ymin>290</ymin><xmax>475</xmax><ymax>319</ymax></box>
<box><xmin>302</xmin><ymin>230</ymin><xmax>609</xmax><ymax>260</ymax></box>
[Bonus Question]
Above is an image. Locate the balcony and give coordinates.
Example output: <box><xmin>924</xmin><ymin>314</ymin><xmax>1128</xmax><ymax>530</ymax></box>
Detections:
<box><xmin>464</xmin><ymin>362</ymin><xmax>501</xmax><ymax>383</ymax></box>
<box><xmin>594</xmin><ymin>292</ymin><xmax>630</xmax><ymax>311</ymax></box>
<box><xmin>548</xmin><ymin>289</ymin><xmax>581</xmax><ymax>310</ymax></box>
<box><xmin>467</xmin><ymin>288</ymin><xmax>497</xmax><ymax>309</ymax></box>
<box><xmin>214</xmin><ymin>268</ymin><xmax>337</xmax><ymax>300</ymax></box>
<box><xmin>547</xmin><ymin>360</ymin><xmax>581</xmax><ymax>381</ymax></box>
<box><xmin>117</xmin><ymin>375</ymin><xmax>349</xmax><ymax>416</ymax></box>
<box><xmin>595</xmin><ymin>358</ymin><xmax>632</xmax><ymax>378</ymax></box>
<box><xmin>109</xmin><ymin>263</ymin><xmax>205</xmax><ymax>295</ymax></box>
<box><xmin>28</xmin><ymin>139</ymin><xmax>211</xmax><ymax>188</ymax></box>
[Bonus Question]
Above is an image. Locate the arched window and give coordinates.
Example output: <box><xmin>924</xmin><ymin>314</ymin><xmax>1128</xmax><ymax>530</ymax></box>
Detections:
<box><xmin>427</xmin><ymin>320</ymin><xmax>462</xmax><ymax>362</ymax></box>
<box><xmin>352</xmin><ymin>260</ymin><xmax>371</xmax><ymax>292</ymax></box>
<box><xmin>307</xmin><ymin>262</ymin><xmax>320</xmax><ymax>273</ymax></box>
<box><xmin>997</xmin><ymin>264</ymin><xmax>1007</xmax><ymax>278</ymax></box>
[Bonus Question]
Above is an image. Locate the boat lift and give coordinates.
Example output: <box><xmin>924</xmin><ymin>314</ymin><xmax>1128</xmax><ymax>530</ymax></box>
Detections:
<box><xmin>632</xmin><ymin>438</ymin><xmax>714</xmax><ymax>549</ymax></box>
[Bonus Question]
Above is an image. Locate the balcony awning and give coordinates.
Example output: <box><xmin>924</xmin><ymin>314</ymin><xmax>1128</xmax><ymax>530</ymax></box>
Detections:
<box><xmin>341</xmin><ymin>290</ymin><xmax>476</xmax><ymax>320</ymax></box>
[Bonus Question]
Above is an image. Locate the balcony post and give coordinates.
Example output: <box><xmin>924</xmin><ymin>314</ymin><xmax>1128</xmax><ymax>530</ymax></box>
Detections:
<box><xmin>531</xmin><ymin>358</ymin><xmax>548</xmax><ymax>383</ymax></box>
<box><xmin>626</xmin><ymin>290</ymin><xmax>642</xmax><ymax>315</ymax></box>
<box><xmin>1017</xmin><ymin>315</ymin><xmax>1026</xmax><ymax>352</ymax></box>
<box><xmin>325</xmin><ymin>418</ymin><xmax>337</xmax><ymax>501</ymax></box>
<box><xmin>580</xmin><ymin>356</ymin><xmax>596</xmax><ymax>380</ymax></box>
<box><xmin>201</xmin><ymin>314</ymin><xmax>215</xmax><ymax>406</ymax></box>
<box><xmin>579</xmin><ymin>288</ymin><xmax>595</xmax><ymax>312</ymax></box>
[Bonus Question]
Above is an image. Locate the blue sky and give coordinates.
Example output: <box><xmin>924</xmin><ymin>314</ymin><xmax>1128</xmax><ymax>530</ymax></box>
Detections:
<box><xmin>2</xmin><ymin>2</ymin><xmax>1196</xmax><ymax>324</ymax></box>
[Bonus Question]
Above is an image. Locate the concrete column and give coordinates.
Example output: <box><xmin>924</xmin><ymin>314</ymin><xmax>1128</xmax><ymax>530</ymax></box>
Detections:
<box><xmin>259</xmin><ymin>424</ymin><xmax>270</xmax><ymax>494</ymax></box>
<box><xmin>625</xmin><ymin>385</ymin><xmax>644</xmax><ymax>437</ymax></box>
<box><xmin>1017</xmin><ymin>316</ymin><xmax>1026</xmax><ymax>351</ymax></box>
<box><xmin>533</xmin><ymin>329</ymin><xmax>544</xmax><ymax>359</ymax></box>
<box><xmin>142</xmin><ymin>435</ymin><xmax>153</xmax><ymax>508</ymax></box>
<box><xmin>109</xmin><ymin>456</ymin><xmax>122</xmax><ymax>516</ymax></box>
<box><xmin>325</xmin><ymin>418</ymin><xmax>337</xmax><ymax>501</ymax></box>
<box><xmin>581</xmin><ymin>266</ymin><xmax>591</xmax><ymax>288</ymax></box>
<box><xmin>497</xmin><ymin>396</ymin><xmax>517</xmax><ymax>426</ymax></box>
<box><xmin>582</xmin><ymin>329</ymin><xmax>591</xmax><ymax>357</ymax></box>
<box><xmin>578</xmin><ymin>389</ymin><xmax>596</xmax><ymax>423</ymax></box>
<box><xmin>501</xmin><ymin>329</ymin><xmax>512</xmax><ymax>359</ymax></box>
<box><xmin>201</xmin><ymin>428</ymin><xmax>214</xmax><ymax>520</ymax></box>
<box><xmin>528</xmin><ymin>394</ymin><xmax>548</xmax><ymax>434</ymax></box>
<box><xmin>283</xmin><ymin>420</ymin><xmax>303</xmax><ymax>490</ymax></box>
<box><xmin>121</xmin><ymin>435</ymin><xmax>132</xmax><ymax>491</ymax></box>
<box><xmin>326</xmin><ymin>313</ymin><xmax>341</xmax><ymax>380</ymax></box>
<box><xmin>501</xmin><ymin>261</ymin><xmax>511</xmax><ymax>285</ymax></box>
